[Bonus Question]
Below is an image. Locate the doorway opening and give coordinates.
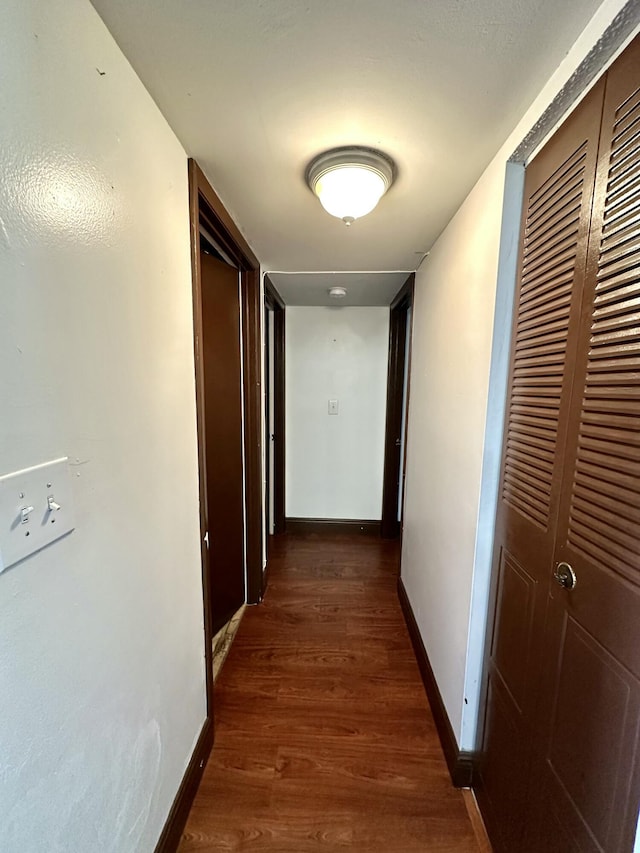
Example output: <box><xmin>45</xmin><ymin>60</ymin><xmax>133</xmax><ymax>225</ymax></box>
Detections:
<box><xmin>382</xmin><ymin>274</ymin><xmax>415</xmax><ymax>539</ymax></box>
<box><xmin>263</xmin><ymin>276</ymin><xmax>286</xmax><ymax>573</ymax></box>
<box><xmin>188</xmin><ymin>160</ymin><xmax>263</xmax><ymax>715</ymax></box>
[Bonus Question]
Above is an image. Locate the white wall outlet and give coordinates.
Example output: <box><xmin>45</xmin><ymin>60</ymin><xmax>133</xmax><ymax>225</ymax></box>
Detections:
<box><xmin>0</xmin><ymin>458</ymin><xmax>75</xmax><ymax>573</ymax></box>
<box><xmin>328</xmin><ymin>399</ymin><xmax>339</xmax><ymax>415</ymax></box>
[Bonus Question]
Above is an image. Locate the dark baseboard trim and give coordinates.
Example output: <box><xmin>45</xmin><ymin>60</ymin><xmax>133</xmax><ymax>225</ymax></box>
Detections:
<box><xmin>154</xmin><ymin>716</ymin><xmax>214</xmax><ymax>853</ymax></box>
<box><xmin>285</xmin><ymin>517</ymin><xmax>381</xmax><ymax>535</ymax></box>
<box><xmin>397</xmin><ymin>577</ymin><xmax>477</xmax><ymax>788</ymax></box>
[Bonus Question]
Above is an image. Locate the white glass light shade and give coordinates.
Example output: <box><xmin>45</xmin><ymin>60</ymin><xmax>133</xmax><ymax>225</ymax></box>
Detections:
<box><xmin>306</xmin><ymin>147</ymin><xmax>394</xmax><ymax>225</ymax></box>
<box><xmin>315</xmin><ymin>166</ymin><xmax>386</xmax><ymax>221</ymax></box>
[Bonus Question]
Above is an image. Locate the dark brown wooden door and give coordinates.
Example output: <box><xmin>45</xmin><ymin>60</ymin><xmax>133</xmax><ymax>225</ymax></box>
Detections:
<box><xmin>201</xmin><ymin>250</ymin><xmax>245</xmax><ymax>635</ymax></box>
<box><xmin>478</xmin><ymin>79</ymin><xmax>604</xmax><ymax>852</ymax></box>
<box><xmin>263</xmin><ymin>276</ymin><xmax>286</xmax><ymax>540</ymax></box>
<box><xmin>526</xmin><ymin>40</ymin><xmax>640</xmax><ymax>853</ymax></box>
<box><xmin>479</xmin><ymin>34</ymin><xmax>640</xmax><ymax>853</ymax></box>
<box><xmin>264</xmin><ymin>304</ymin><xmax>272</xmax><ymax>543</ymax></box>
<box><xmin>382</xmin><ymin>278</ymin><xmax>413</xmax><ymax>539</ymax></box>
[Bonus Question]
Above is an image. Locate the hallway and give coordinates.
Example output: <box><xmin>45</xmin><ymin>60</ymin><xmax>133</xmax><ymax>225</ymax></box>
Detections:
<box><xmin>178</xmin><ymin>534</ymin><xmax>486</xmax><ymax>852</ymax></box>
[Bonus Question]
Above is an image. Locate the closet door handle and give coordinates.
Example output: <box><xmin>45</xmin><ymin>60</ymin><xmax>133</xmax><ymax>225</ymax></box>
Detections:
<box><xmin>554</xmin><ymin>562</ymin><xmax>577</xmax><ymax>590</ymax></box>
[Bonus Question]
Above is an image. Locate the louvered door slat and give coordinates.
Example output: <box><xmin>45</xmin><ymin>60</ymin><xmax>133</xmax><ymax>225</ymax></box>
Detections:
<box><xmin>580</xmin><ymin>438</ymin><xmax>640</xmax><ymax>466</ymax></box>
<box><xmin>569</xmin><ymin>518</ymin><xmax>638</xmax><ymax>579</ymax></box>
<box><xmin>506</xmin><ymin>443</ymin><xmax>555</xmax><ymax>467</ymax></box>
<box><xmin>502</xmin><ymin>142</ymin><xmax>588</xmax><ymax>529</ymax></box>
<box><xmin>572</xmin><ymin>500</ymin><xmax>639</xmax><ymax>544</ymax></box>
<box><xmin>507</xmin><ymin>428</ymin><xmax>556</xmax><ymax>454</ymax></box>
<box><xmin>573</xmin><ymin>474</ymin><xmax>640</xmax><ymax>515</ymax></box>
<box><xmin>526</xmin><ymin>187</ymin><xmax>585</xmax><ymax>246</ymax></box>
<box><xmin>528</xmin><ymin>146</ymin><xmax>586</xmax><ymax>209</ymax></box>
<box><xmin>576</xmin><ymin>447</ymin><xmax>640</xmax><ymax>477</ymax></box>
<box><xmin>521</xmin><ymin>242</ymin><xmax>580</xmax><ymax>285</ymax></box>
<box><xmin>601</xmin><ymin>209</ymin><xmax>640</xmax><ymax>246</ymax></box>
<box><xmin>574</xmin><ymin>462</ymin><xmax>640</xmax><ymax>501</ymax></box>
<box><xmin>597</xmin><ymin>249</ymin><xmax>640</xmax><ymax>282</ymax></box>
<box><xmin>580</xmin><ymin>423</ymin><xmax>640</xmax><ymax>450</ymax></box>
<box><xmin>612</xmin><ymin>86</ymin><xmax>640</xmax><ymax>128</ymax></box>
<box><xmin>524</xmin><ymin>218</ymin><xmax>582</xmax><ymax>267</ymax></box>
<box><xmin>586</xmin><ymin>372</ymin><xmax>640</xmax><ymax>387</ymax></box>
<box><xmin>518</xmin><ymin>299</ymin><xmax>574</xmax><ymax>331</ymax></box>
<box><xmin>515</xmin><ymin>323</ymin><xmax>568</xmax><ymax>347</ymax></box>
<box><xmin>520</xmin><ymin>274</ymin><xmax>574</xmax><ymax>309</ymax></box>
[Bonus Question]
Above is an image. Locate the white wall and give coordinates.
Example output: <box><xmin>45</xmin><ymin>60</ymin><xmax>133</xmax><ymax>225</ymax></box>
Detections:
<box><xmin>401</xmin><ymin>0</ymin><xmax>640</xmax><ymax>750</ymax></box>
<box><xmin>0</xmin><ymin>2</ymin><xmax>205</xmax><ymax>851</ymax></box>
<box><xmin>402</xmin><ymin>161</ymin><xmax>507</xmax><ymax>742</ymax></box>
<box><xmin>286</xmin><ymin>307</ymin><xmax>389</xmax><ymax>520</ymax></box>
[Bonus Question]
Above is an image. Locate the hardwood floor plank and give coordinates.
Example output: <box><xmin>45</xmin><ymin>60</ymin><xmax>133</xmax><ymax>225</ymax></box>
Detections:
<box><xmin>178</xmin><ymin>533</ymin><xmax>482</xmax><ymax>852</ymax></box>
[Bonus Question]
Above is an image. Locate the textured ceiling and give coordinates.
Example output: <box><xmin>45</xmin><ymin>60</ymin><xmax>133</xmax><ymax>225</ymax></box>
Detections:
<box><xmin>91</xmin><ymin>0</ymin><xmax>603</xmax><ymax>279</ymax></box>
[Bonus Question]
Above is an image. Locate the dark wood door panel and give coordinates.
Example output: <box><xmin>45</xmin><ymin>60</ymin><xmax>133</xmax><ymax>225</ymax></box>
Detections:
<box><xmin>382</xmin><ymin>276</ymin><xmax>413</xmax><ymax>540</ymax></box>
<box><xmin>201</xmin><ymin>251</ymin><xmax>246</xmax><ymax>635</ymax></box>
<box><xmin>528</xmin><ymin>35</ymin><xmax>640</xmax><ymax>852</ymax></box>
<box><xmin>478</xmin><ymin>68</ymin><xmax>628</xmax><ymax>853</ymax></box>
<box><xmin>548</xmin><ymin>615</ymin><xmax>636</xmax><ymax>844</ymax></box>
<box><xmin>490</xmin><ymin>548</ymin><xmax>539</xmax><ymax>714</ymax></box>
<box><xmin>478</xmin><ymin>675</ymin><xmax>532</xmax><ymax>852</ymax></box>
<box><xmin>529</xmin><ymin>598</ymin><xmax>640</xmax><ymax>852</ymax></box>
<box><xmin>524</xmin><ymin>781</ymin><xmax>582</xmax><ymax>853</ymax></box>
<box><xmin>478</xmin><ymin>77</ymin><xmax>606</xmax><ymax>849</ymax></box>
<box><xmin>479</xmin><ymin>35</ymin><xmax>640</xmax><ymax>853</ymax></box>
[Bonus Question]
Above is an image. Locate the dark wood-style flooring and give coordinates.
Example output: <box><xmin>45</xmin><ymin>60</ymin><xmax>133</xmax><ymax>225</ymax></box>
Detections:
<box><xmin>179</xmin><ymin>533</ymin><xmax>484</xmax><ymax>852</ymax></box>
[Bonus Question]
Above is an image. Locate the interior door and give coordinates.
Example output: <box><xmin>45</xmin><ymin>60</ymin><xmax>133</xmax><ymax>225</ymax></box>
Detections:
<box><xmin>526</xmin><ymin>39</ymin><xmax>640</xmax><ymax>853</ymax></box>
<box><xmin>201</xmin><ymin>249</ymin><xmax>245</xmax><ymax>635</ymax></box>
<box><xmin>476</xmin><ymin>80</ymin><xmax>604</xmax><ymax>851</ymax></box>
<box><xmin>382</xmin><ymin>280</ymin><xmax>413</xmax><ymax>539</ymax></box>
<box><xmin>264</xmin><ymin>305</ymin><xmax>273</xmax><ymax>540</ymax></box>
<box><xmin>264</xmin><ymin>277</ymin><xmax>285</xmax><ymax>538</ymax></box>
<box><xmin>478</xmin><ymin>34</ymin><xmax>640</xmax><ymax>853</ymax></box>
<box><xmin>397</xmin><ymin>305</ymin><xmax>412</xmax><ymax>524</ymax></box>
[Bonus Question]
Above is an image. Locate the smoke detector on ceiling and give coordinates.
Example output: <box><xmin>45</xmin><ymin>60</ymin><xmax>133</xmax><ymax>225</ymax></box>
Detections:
<box><xmin>328</xmin><ymin>286</ymin><xmax>347</xmax><ymax>299</ymax></box>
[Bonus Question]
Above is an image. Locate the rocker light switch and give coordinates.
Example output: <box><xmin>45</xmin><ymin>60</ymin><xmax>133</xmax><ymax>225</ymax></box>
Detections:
<box><xmin>0</xmin><ymin>458</ymin><xmax>75</xmax><ymax>573</ymax></box>
<box><xmin>328</xmin><ymin>399</ymin><xmax>339</xmax><ymax>415</ymax></box>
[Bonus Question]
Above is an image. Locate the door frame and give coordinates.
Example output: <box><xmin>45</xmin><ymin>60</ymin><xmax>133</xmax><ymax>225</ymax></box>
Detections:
<box><xmin>381</xmin><ymin>273</ymin><xmax>415</xmax><ymax>540</ymax></box>
<box><xmin>188</xmin><ymin>159</ymin><xmax>263</xmax><ymax>715</ymax></box>
<box><xmin>264</xmin><ymin>275</ymin><xmax>286</xmax><ymax>537</ymax></box>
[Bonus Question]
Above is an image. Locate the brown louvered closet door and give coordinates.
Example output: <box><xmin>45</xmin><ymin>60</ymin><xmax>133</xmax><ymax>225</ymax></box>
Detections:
<box><xmin>476</xmin><ymin>78</ymin><xmax>604</xmax><ymax>853</ymax></box>
<box><xmin>527</xmin><ymin>36</ymin><xmax>640</xmax><ymax>853</ymax></box>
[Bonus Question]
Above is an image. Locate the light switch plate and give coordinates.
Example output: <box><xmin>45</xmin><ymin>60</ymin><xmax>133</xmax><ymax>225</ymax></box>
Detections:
<box><xmin>0</xmin><ymin>458</ymin><xmax>75</xmax><ymax>573</ymax></box>
<box><xmin>328</xmin><ymin>399</ymin><xmax>339</xmax><ymax>415</ymax></box>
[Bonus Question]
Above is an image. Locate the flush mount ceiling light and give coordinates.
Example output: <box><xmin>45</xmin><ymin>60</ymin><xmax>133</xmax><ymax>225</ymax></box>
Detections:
<box><xmin>328</xmin><ymin>286</ymin><xmax>347</xmax><ymax>299</ymax></box>
<box><xmin>306</xmin><ymin>146</ymin><xmax>395</xmax><ymax>226</ymax></box>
